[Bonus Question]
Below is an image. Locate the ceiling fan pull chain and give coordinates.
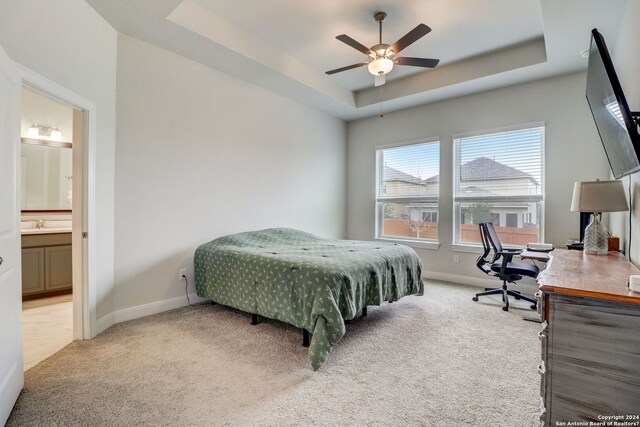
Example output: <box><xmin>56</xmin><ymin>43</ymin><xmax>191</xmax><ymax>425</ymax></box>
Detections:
<box><xmin>379</xmin><ymin>84</ymin><xmax>384</xmax><ymax>118</ymax></box>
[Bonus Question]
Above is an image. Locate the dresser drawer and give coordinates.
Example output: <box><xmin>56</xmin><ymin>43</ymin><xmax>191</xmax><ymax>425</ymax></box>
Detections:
<box><xmin>546</xmin><ymin>294</ymin><xmax>640</xmax><ymax>422</ymax></box>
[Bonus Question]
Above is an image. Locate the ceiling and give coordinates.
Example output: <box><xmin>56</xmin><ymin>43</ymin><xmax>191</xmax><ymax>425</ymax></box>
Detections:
<box><xmin>85</xmin><ymin>0</ymin><xmax>628</xmax><ymax>120</ymax></box>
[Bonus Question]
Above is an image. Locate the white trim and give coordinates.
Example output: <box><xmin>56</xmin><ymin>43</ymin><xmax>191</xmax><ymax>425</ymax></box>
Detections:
<box><xmin>375</xmin><ymin>135</ymin><xmax>440</xmax><ymax>150</ymax></box>
<box><xmin>96</xmin><ymin>294</ymin><xmax>207</xmax><ymax>334</ymax></box>
<box><xmin>423</xmin><ymin>271</ymin><xmax>539</xmax><ymax>302</ymax></box>
<box><xmin>423</xmin><ymin>271</ymin><xmax>539</xmax><ymax>294</ymax></box>
<box><xmin>375</xmin><ymin>237</ymin><xmax>440</xmax><ymax>250</ymax></box>
<box><xmin>95</xmin><ymin>312</ymin><xmax>114</xmax><ymax>336</ymax></box>
<box><xmin>451</xmin><ymin>244</ymin><xmax>484</xmax><ymax>254</ymax></box>
<box><xmin>16</xmin><ymin>64</ymin><xmax>97</xmax><ymax>340</ymax></box>
<box><xmin>451</xmin><ymin>121</ymin><xmax>546</xmax><ymax>140</ymax></box>
<box><xmin>114</xmin><ymin>294</ymin><xmax>207</xmax><ymax>323</ymax></box>
<box><xmin>423</xmin><ymin>271</ymin><xmax>499</xmax><ymax>288</ymax></box>
<box><xmin>451</xmin><ymin>243</ymin><xmax>525</xmax><ymax>253</ymax></box>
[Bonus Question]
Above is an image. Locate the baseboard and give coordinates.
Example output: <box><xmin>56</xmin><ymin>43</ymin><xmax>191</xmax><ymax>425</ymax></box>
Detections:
<box><xmin>422</xmin><ymin>271</ymin><xmax>538</xmax><ymax>293</ymax></box>
<box><xmin>95</xmin><ymin>312</ymin><xmax>115</xmax><ymax>336</ymax></box>
<box><xmin>423</xmin><ymin>271</ymin><xmax>500</xmax><ymax>288</ymax></box>
<box><xmin>95</xmin><ymin>293</ymin><xmax>207</xmax><ymax>335</ymax></box>
<box><xmin>113</xmin><ymin>293</ymin><xmax>207</xmax><ymax>324</ymax></box>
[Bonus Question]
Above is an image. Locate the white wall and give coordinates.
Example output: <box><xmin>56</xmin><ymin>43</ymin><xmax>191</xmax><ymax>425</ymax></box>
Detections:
<box><xmin>0</xmin><ymin>0</ymin><xmax>117</xmax><ymax>319</ymax></box>
<box><xmin>114</xmin><ymin>35</ymin><xmax>346</xmax><ymax>311</ymax></box>
<box><xmin>347</xmin><ymin>72</ymin><xmax>609</xmax><ymax>285</ymax></box>
<box><xmin>20</xmin><ymin>88</ymin><xmax>73</xmax><ymax>141</ymax></box>
<box><xmin>609</xmin><ymin>1</ymin><xmax>640</xmax><ymax>264</ymax></box>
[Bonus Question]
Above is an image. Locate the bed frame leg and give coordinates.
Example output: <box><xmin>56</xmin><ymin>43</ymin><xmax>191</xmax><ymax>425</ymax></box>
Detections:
<box><xmin>302</xmin><ymin>329</ymin><xmax>310</xmax><ymax>347</ymax></box>
<box><xmin>362</xmin><ymin>306</ymin><xmax>368</xmax><ymax>317</ymax></box>
<box><xmin>251</xmin><ymin>313</ymin><xmax>259</xmax><ymax>325</ymax></box>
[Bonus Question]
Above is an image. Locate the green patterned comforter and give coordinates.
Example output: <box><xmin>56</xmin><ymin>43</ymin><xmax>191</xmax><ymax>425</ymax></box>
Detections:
<box><xmin>194</xmin><ymin>228</ymin><xmax>423</xmax><ymax>370</ymax></box>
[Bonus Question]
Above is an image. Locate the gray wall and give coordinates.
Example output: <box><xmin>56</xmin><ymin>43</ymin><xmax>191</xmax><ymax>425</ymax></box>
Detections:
<box><xmin>347</xmin><ymin>72</ymin><xmax>609</xmax><ymax>285</ymax></box>
<box><xmin>114</xmin><ymin>35</ymin><xmax>347</xmax><ymax>311</ymax></box>
<box><xmin>0</xmin><ymin>0</ymin><xmax>118</xmax><ymax>319</ymax></box>
<box><xmin>610</xmin><ymin>1</ymin><xmax>640</xmax><ymax>264</ymax></box>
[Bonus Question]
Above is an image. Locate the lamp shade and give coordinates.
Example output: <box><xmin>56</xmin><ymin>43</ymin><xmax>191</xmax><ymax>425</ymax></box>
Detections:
<box><xmin>570</xmin><ymin>180</ymin><xmax>629</xmax><ymax>212</ymax></box>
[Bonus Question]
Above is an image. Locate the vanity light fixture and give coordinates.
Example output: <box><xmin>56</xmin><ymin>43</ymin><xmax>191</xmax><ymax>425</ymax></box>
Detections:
<box><xmin>27</xmin><ymin>124</ymin><xmax>39</xmax><ymax>138</ymax></box>
<box><xmin>50</xmin><ymin>128</ymin><xmax>62</xmax><ymax>141</ymax></box>
<box><xmin>26</xmin><ymin>124</ymin><xmax>63</xmax><ymax>141</ymax></box>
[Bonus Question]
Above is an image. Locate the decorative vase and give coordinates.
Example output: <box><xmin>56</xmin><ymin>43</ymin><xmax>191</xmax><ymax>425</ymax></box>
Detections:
<box><xmin>583</xmin><ymin>213</ymin><xmax>608</xmax><ymax>255</ymax></box>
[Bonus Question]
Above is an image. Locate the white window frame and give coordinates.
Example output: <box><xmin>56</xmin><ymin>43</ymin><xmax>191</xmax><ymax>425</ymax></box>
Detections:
<box><xmin>451</xmin><ymin>123</ymin><xmax>545</xmax><ymax>251</ymax></box>
<box><xmin>375</xmin><ymin>137</ymin><xmax>441</xmax><ymax>250</ymax></box>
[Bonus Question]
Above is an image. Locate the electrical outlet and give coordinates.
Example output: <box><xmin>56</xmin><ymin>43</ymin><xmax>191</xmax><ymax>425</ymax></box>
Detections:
<box><xmin>178</xmin><ymin>268</ymin><xmax>187</xmax><ymax>280</ymax></box>
<box><xmin>453</xmin><ymin>255</ymin><xmax>460</xmax><ymax>264</ymax></box>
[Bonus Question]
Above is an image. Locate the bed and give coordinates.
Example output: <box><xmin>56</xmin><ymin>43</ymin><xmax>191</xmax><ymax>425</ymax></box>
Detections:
<box><xmin>194</xmin><ymin>228</ymin><xmax>423</xmax><ymax>370</ymax></box>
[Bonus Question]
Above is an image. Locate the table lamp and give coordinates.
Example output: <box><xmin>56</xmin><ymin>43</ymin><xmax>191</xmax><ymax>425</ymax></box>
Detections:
<box><xmin>570</xmin><ymin>180</ymin><xmax>629</xmax><ymax>255</ymax></box>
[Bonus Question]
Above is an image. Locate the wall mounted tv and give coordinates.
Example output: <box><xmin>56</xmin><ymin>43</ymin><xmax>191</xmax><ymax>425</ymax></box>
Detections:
<box><xmin>586</xmin><ymin>28</ymin><xmax>640</xmax><ymax>179</ymax></box>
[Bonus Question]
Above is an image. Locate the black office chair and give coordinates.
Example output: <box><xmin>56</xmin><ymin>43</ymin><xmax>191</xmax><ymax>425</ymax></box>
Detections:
<box><xmin>473</xmin><ymin>222</ymin><xmax>538</xmax><ymax>311</ymax></box>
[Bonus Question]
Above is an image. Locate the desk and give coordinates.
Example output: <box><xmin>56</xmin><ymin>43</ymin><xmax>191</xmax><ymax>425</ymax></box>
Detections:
<box><xmin>536</xmin><ymin>250</ymin><xmax>640</xmax><ymax>425</ymax></box>
<box><xmin>520</xmin><ymin>249</ymin><xmax>551</xmax><ymax>263</ymax></box>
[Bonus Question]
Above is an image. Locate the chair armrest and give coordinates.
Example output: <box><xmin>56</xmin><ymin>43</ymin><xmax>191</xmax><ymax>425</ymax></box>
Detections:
<box><xmin>496</xmin><ymin>249</ymin><xmax>523</xmax><ymax>257</ymax></box>
<box><xmin>496</xmin><ymin>249</ymin><xmax>523</xmax><ymax>275</ymax></box>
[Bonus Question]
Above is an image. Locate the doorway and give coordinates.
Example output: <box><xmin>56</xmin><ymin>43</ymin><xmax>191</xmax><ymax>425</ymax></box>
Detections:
<box><xmin>18</xmin><ymin>78</ymin><xmax>90</xmax><ymax>370</ymax></box>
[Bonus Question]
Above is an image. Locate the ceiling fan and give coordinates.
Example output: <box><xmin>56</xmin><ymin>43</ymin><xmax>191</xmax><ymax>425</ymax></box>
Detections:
<box><xmin>326</xmin><ymin>12</ymin><xmax>440</xmax><ymax>87</ymax></box>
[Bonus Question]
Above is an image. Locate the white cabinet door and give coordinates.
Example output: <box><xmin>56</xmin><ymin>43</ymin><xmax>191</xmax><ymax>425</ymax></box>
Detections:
<box><xmin>0</xmin><ymin>41</ymin><xmax>23</xmax><ymax>424</ymax></box>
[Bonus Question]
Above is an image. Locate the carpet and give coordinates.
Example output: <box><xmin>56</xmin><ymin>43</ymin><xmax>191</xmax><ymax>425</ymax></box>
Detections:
<box><xmin>8</xmin><ymin>281</ymin><xmax>541</xmax><ymax>426</ymax></box>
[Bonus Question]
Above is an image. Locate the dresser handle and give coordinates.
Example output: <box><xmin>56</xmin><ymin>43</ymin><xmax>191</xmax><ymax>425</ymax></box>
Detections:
<box><xmin>539</xmin><ymin>320</ymin><xmax>548</xmax><ymax>332</ymax></box>
<box><xmin>537</xmin><ymin>361</ymin><xmax>546</xmax><ymax>375</ymax></box>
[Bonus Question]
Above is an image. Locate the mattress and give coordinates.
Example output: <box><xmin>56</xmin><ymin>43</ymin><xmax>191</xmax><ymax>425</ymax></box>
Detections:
<box><xmin>194</xmin><ymin>228</ymin><xmax>423</xmax><ymax>370</ymax></box>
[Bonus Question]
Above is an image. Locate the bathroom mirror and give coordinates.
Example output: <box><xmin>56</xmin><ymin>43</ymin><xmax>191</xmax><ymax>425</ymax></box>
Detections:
<box><xmin>21</xmin><ymin>141</ymin><xmax>72</xmax><ymax>211</ymax></box>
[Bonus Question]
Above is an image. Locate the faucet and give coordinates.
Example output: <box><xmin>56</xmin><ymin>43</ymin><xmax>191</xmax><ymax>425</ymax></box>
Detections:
<box><xmin>34</xmin><ymin>219</ymin><xmax>45</xmax><ymax>229</ymax></box>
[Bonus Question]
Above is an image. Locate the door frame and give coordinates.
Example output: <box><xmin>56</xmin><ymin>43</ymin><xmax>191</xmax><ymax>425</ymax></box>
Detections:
<box><xmin>17</xmin><ymin>64</ymin><xmax>97</xmax><ymax>340</ymax></box>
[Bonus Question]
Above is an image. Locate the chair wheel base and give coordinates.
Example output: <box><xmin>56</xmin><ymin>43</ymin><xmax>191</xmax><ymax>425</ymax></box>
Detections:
<box><xmin>472</xmin><ymin>297</ymin><xmax>479</xmax><ymax>302</ymax></box>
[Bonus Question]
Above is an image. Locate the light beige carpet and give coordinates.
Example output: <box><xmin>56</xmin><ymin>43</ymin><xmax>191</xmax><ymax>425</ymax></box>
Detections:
<box><xmin>8</xmin><ymin>281</ymin><xmax>540</xmax><ymax>426</ymax></box>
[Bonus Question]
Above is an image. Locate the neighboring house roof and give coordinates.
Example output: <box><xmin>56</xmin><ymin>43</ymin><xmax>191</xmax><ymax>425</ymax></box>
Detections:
<box><xmin>426</xmin><ymin>157</ymin><xmax>538</xmax><ymax>185</ymax></box>
<box><xmin>383</xmin><ymin>165</ymin><xmax>428</xmax><ymax>186</ymax></box>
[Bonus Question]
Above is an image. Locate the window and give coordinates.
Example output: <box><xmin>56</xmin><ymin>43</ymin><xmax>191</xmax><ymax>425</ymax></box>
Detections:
<box><xmin>453</xmin><ymin>126</ymin><xmax>544</xmax><ymax>246</ymax></box>
<box><xmin>376</xmin><ymin>140</ymin><xmax>440</xmax><ymax>242</ymax></box>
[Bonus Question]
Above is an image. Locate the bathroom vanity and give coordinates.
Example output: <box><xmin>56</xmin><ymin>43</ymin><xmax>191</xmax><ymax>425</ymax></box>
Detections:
<box><xmin>21</xmin><ymin>229</ymin><xmax>72</xmax><ymax>299</ymax></box>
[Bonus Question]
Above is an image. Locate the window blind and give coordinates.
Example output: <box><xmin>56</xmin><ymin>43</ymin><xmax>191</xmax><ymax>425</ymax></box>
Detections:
<box><xmin>376</xmin><ymin>140</ymin><xmax>440</xmax><ymax>242</ymax></box>
<box><xmin>453</xmin><ymin>126</ymin><xmax>544</xmax><ymax>245</ymax></box>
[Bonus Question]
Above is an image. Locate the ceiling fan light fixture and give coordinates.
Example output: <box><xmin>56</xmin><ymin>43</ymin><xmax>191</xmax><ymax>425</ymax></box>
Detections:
<box><xmin>368</xmin><ymin>57</ymin><xmax>393</xmax><ymax>76</ymax></box>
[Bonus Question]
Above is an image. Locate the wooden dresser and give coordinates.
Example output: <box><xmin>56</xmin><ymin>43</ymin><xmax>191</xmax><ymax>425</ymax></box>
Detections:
<box><xmin>536</xmin><ymin>250</ymin><xmax>640</xmax><ymax>425</ymax></box>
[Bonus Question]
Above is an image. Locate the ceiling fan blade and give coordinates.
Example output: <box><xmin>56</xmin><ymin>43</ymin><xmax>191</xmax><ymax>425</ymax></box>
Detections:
<box><xmin>395</xmin><ymin>57</ymin><xmax>440</xmax><ymax>68</ymax></box>
<box><xmin>374</xmin><ymin>75</ymin><xmax>386</xmax><ymax>87</ymax></box>
<box><xmin>325</xmin><ymin>62</ymin><xmax>368</xmax><ymax>75</ymax></box>
<box><xmin>336</xmin><ymin>34</ymin><xmax>373</xmax><ymax>55</ymax></box>
<box><xmin>389</xmin><ymin>24</ymin><xmax>431</xmax><ymax>55</ymax></box>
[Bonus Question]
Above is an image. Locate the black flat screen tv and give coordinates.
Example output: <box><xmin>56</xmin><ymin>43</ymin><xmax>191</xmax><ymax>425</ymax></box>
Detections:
<box><xmin>586</xmin><ymin>28</ymin><xmax>640</xmax><ymax>179</ymax></box>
